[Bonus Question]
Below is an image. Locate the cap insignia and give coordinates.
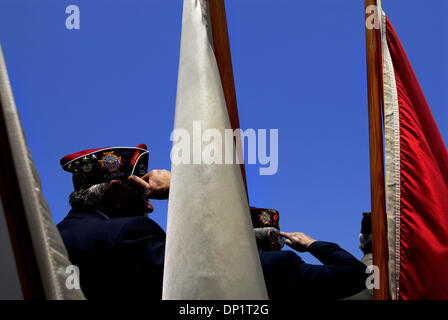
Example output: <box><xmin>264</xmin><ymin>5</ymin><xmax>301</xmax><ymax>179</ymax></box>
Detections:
<box><xmin>260</xmin><ymin>212</ymin><xmax>272</xmax><ymax>225</ymax></box>
<box><xmin>99</xmin><ymin>152</ymin><xmax>123</xmax><ymax>173</ymax></box>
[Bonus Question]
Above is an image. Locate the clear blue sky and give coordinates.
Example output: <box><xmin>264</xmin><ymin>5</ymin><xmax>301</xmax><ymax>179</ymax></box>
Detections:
<box><xmin>0</xmin><ymin>0</ymin><xmax>446</xmax><ymax>263</ymax></box>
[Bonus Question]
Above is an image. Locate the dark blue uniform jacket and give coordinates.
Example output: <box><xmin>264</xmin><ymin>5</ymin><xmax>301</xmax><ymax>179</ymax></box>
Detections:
<box><xmin>57</xmin><ymin>210</ymin><xmax>367</xmax><ymax>300</ymax></box>
<box><xmin>260</xmin><ymin>243</ymin><xmax>368</xmax><ymax>299</ymax></box>
<box><xmin>57</xmin><ymin>210</ymin><xmax>166</xmax><ymax>300</ymax></box>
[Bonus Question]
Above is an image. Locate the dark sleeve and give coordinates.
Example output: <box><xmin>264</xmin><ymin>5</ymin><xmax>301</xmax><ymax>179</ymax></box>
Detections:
<box><xmin>298</xmin><ymin>241</ymin><xmax>369</xmax><ymax>299</ymax></box>
<box><xmin>308</xmin><ymin>241</ymin><xmax>365</xmax><ymax>266</ymax></box>
<box><xmin>115</xmin><ymin>217</ymin><xmax>166</xmax><ymax>269</ymax></box>
<box><xmin>112</xmin><ymin>217</ymin><xmax>166</xmax><ymax>299</ymax></box>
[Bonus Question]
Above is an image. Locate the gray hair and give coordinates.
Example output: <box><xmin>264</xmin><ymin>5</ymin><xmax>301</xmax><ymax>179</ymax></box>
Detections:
<box><xmin>69</xmin><ymin>182</ymin><xmax>108</xmax><ymax>210</ymax></box>
<box><xmin>253</xmin><ymin>227</ymin><xmax>280</xmax><ymax>249</ymax></box>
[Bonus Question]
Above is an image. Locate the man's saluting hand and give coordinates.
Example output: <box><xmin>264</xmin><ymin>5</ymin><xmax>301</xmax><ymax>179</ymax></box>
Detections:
<box><xmin>128</xmin><ymin>169</ymin><xmax>171</xmax><ymax>200</ymax></box>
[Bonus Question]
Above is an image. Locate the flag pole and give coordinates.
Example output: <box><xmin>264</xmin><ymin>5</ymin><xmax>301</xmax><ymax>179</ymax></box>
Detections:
<box><xmin>208</xmin><ymin>0</ymin><xmax>249</xmax><ymax>201</ymax></box>
<box><xmin>364</xmin><ymin>0</ymin><xmax>390</xmax><ymax>300</ymax></box>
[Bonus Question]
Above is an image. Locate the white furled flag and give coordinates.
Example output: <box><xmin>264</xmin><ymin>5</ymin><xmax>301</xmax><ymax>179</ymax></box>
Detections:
<box><xmin>0</xmin><ymin>44</ymin><xmax>85</xmax><ymax>300</ymax></box>
<box><xmin>162</xmin><ymin>0</ymin><xmax>268</xmax><ymax>299</ymax></box>
<box><xmin>379</xmin><ymin>9</ymin><xmax>448</xmax><ymax>299</ymax></box>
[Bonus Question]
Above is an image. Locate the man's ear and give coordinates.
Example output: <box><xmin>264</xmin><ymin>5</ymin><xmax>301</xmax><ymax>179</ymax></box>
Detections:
<box><xmin>267</xmin><ymin>230</ymin><xmax>274</xmax><ymax>243</ymax></box>
<box><xmin>107</xmin><ymin>180</ymin><xmax>121</xmax><ymax>190</ymax></box>
<box><xmin>107</xmin><ymin>180</ymin><xmax>121</xmax><ymax>208</ymax></box>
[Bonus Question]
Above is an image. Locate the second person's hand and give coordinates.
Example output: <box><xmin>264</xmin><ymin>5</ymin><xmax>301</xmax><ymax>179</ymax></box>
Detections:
<box><xmin>279</xmin><ymin>232</ymin><xmax>316</xmax><ymax>252</ymax></box>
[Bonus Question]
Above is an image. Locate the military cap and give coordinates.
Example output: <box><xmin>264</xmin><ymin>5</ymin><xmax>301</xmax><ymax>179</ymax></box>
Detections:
<box><xmin>250</xmin><ymin>207</ymin><xmax>280</xmax><ymax>230</ymax></box>
<box><xmin>60</xmin><ymin>144</ymin><xmax>149</xmax><ymax>190</ymax></box>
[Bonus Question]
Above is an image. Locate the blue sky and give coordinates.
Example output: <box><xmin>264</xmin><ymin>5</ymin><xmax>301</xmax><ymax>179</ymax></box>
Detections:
<box><xmin>0</xmin><ymin>0</ymin><xmax>446</xmax><ymax>263</ymax></box>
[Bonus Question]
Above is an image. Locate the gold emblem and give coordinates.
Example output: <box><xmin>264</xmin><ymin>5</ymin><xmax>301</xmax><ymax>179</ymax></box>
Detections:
<box><xmin>82</xmin><ymin>163</ymin><xmax>92</xmax><ymax>172</ymax></box>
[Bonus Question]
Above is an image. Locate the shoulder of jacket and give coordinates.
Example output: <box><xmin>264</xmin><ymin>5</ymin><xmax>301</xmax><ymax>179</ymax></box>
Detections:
<box><xmin>261</xmin><ymin>250</ymin><xmax>303</xmax><ymax>264</ymax></box>
<box><xmin>113</xmin><ymin>216</ymin><xmax>165</xmax><ymax>243</ymax></box>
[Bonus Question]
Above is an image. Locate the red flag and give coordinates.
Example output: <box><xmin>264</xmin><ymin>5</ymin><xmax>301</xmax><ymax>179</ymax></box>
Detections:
<box><xmin>381</xmin><ymin>12</ymin><xmax>448</xmax><ymax>299</ymax></box>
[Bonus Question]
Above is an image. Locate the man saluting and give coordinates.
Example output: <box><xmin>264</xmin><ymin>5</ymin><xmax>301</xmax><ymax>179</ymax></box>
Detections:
<box><xmin>57</xmin><ymin>144</ymin><xmax>170</xmax><ymax>299</ymax></box>
<box><xmin>250</xmin><ymin>207</ymin><xmax>369</xmax><ymax>299</ymax></box>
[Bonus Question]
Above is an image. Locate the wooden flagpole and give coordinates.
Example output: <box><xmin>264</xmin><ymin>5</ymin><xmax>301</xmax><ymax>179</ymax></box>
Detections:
<box><xmin>364</xmin><ymin>0</ymin><xmax>390</xmax><ymax>300</ymax></box>
<box><xmin>208</xmin><ymin>0</ymin><xmax>249</xmax><ymax>201</ymax></box>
